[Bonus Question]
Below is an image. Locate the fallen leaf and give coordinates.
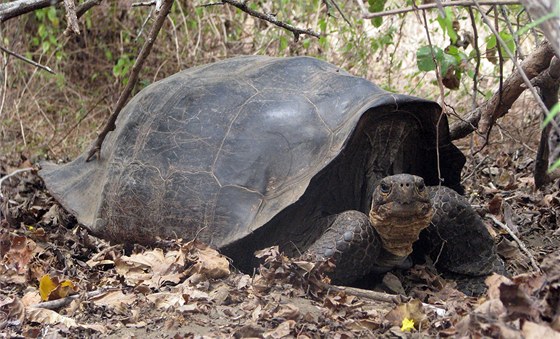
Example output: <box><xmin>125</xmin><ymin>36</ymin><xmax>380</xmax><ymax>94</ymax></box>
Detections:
<box><xmin>27</xmin><ymin>308</ymin><xmax>106</xmax><ymax>333</ymax></box>
<box><xmin>263</xmin><ymin>320</ymin><xmax>295</xmax><ymax>339</ymax></box>
<box><xmin>384</xmin><ymin>299</ymin><xmax>427</xmax><ymax>329</ymax></box>
<box><xmin>522</xmin><ymin>321</ymin><xmax>560</xmax><ymax>339</ymax></box>
<box><xmin>38</xmin><ymin>275</ymin><xmax>78</xmax><ymax>301</ymax></box>
<box><xmin>184</xmin><ymin>241</ymin><xmax>230</xmax><ymax>279</ymax></box>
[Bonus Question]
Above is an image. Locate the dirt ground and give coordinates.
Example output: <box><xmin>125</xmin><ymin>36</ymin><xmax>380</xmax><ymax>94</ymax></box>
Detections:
<box><xmin>1</xmin><ymin>100</ymin><xmax>560</xmax><ymax>338</ymax></box>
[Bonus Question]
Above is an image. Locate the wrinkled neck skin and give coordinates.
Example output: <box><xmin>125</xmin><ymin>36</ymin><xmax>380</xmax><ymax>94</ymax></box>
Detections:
<box><xmin>369</xmin><ymin>202</ymin><xmax>434</xmax><ymax>259</ymax></box>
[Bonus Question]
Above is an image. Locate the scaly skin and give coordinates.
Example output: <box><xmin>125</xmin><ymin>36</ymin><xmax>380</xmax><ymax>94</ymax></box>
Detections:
<box><xmin>306</xmin><ymin>174</ymin><xmax>503</xmax><ymax>288</ymax></box>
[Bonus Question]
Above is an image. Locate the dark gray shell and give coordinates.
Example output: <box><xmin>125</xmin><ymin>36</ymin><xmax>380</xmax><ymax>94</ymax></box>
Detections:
<box><xmin>40</xmin><ymin>56</ymin><xmax>465</xmax><ymax>255</ymax></box>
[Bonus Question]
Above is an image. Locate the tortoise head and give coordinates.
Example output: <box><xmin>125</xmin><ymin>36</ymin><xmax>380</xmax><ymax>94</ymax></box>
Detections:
<box><xmin>369</xmin><ymin>174</ymin><xmax>434</xmax><ymax>257</ymax></box>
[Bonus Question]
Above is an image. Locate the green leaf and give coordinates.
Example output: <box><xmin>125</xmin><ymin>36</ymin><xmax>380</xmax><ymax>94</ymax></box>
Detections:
<box><xmin>38</xmin><ymin>24</ymin><xmax>47</xmax><ymax>39</ymax></box>
<box><xmin>41</xmin><ymin>41</ymin><xmax>51</xmax><ymax>53</ymax></box>
<box><xmin>436</xmin><ymin>8</ymin><xmax>457</xmax><ymax>44</ymax></box>
<box><xmin>542</xmin><ymin>102</ymin><xmax>560</xmax><ymax>127</ymax></box>
<box><xmin>279</xmin><ymin>36</ymin><xmax>288</xmax><ymax>52</ymax></box>
<box><xmin>47</xmin><ymin>7</ymin><xmax>57</xmax><ymax>23</ymax></box>
<box><xmin>368</xmin><ymin>0</ymin><xmax>387</xmax><ymax>27</ymax></box>
<box><xmin>550</xmin><ymin>158</ymin><xmax>560</xmax><ymax>172</ymax></box>
<box><xmin>416</xmin><ymin>46</ymin><xmax>443</xmax><ymax>72</ymax></box>
<box><xmin>486</xmin><ymin>35</ymin><xmax>497</xmax><ymax>49</ymax></box>
<box><xmin>440</xmin><ymin>52</ymin><xmax>457</xmax><ymax>75</ymax></box>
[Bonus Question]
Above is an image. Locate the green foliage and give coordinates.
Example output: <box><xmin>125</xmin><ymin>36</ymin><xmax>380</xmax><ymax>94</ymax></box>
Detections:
<box><xmin>486</xmin><ymin>32</ymin><xmax>516</xmax><ymax>59</ymax></box>
<box><xmin>113</xmin><ymin>55</ymin><xmax>133</xmax><ymax>82</ymax></box>
<box><xmin>542</xmin><ymin>103</ymin><xmax>560</xmax><ymax>128</ymax></box>
<box><xmin>367</xmin><ymin>0</ymin><xmax>387</xmax><ymax>27</ymax></box>
<box><xmin>436</xmin><ymin>8</ymin><xmax>458</xmax><ymax>44</ymax></box>
<box><xmin>417</xmin><ymin>46</ymin><xmax>442</xmax><ymax>72</ymax></box>
<box><xmin>33</xmin><ymin>7</ymin><xmax>65</xmax><ymax>61</ymax></box>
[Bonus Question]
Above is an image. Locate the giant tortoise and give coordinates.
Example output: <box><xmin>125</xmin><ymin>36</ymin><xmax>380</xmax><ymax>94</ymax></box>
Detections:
<box><xmin>40</xmin><ymin>56</ymin><xmax>502</xmax><ymax>285</ymax></box>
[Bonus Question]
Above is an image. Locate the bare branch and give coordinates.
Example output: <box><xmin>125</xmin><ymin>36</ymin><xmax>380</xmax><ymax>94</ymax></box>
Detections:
<box><xmin>76</xmin><ymin>0</ymin><xmax>103</xmax><ymax>18</ymax></box>
<box><xmin>362</xmin><ymin>0</ymin><xmax>520</xmax><ymax>19</ymax></box>
<box><xmin>221</xmin><ymin>0</ymin><xmax>321</xmax><ymax>40</ymax></box>
<box><xmin>63</xmin><ymin>0</ymin><xmax>80</xmax><ymax>35</ymax></box>
<box><xmin>0</xmin><ymin>0</ymin><xmax>101</xmax><ymax>23</ymax></box>
<box><xmin>450</xmin><ymin>41</ymin><xmax>555</xmax><ymax>140</ymax></box>
<box><xmin>86</xmin><ymin>0</ymin><xmax>175</xmax><ymax>161</ymax></box>
<box><xmin>0</xmin><ymin>45</ymin><xmax>55</xmax><ymax>74</ymax></box>
<box><xmin>533</xmin><ymin>56</ymin><xmax>560</xmax><ymax>188</ymax></box>
<box><xmin>474</xmin><ymin>1</ymin><xmax>557</xmax><ymax>144</ymax></box>
<box><xmin>0</xmin><ymin>0</ymin><xmax>61</xmax><ymax>23</ymax></box>
<box><xmin>323</xmin><ymin>0</ymin><xmax>352</xmax><ymax>27</ymax></box>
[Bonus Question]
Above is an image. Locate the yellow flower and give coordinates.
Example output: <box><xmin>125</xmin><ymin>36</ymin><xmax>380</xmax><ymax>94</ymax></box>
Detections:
<box><xmin>401</xmin><ymin>318</ymin><xmax>415</xmax><ymax>332</ymax></box>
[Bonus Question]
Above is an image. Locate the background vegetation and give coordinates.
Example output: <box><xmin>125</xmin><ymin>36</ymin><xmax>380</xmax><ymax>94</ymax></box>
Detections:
<box><xmin>0</xmin><ymin>0</ymin><xmax>557</xmax><ymax>179</ymax></box>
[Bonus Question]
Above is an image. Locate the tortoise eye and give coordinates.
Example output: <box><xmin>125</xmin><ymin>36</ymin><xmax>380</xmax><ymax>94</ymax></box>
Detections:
<box><xmin>417</xmin><ymin>181</ymin><xmax>426</xmax><ymax>192</ymax></box>
<box><xmin>379</xmin><ymin>181</ymin><xmax>390</xmax><ymax>194</ymax></box>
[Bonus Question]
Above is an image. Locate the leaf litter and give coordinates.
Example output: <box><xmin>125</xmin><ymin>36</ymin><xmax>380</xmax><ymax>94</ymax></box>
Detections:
<box><xmin>1</xmin><ymin>154</ymin><xmax>560</xmax><ymax>337</ymax></box>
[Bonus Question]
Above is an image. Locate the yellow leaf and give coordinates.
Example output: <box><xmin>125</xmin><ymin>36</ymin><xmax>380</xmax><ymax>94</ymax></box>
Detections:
<box><xmin>39</xmin><ymin>275</ymin><xmax>78</xmax><ymax>301</ymax></box>
<box><xmin>401</xmin><ymin>318</ymin><xmax>415</xmax><ymax>332</ymax></box>
<box><xmin>39</xmin><ymin>275</ymin><xmax>57</xmax><ymax>301</ymax></box>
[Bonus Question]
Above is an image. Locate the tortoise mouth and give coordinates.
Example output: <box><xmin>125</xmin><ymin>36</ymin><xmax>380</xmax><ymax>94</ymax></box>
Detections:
<box><xmin>373</xmin><ymin>201</ymin><xmax>433</xmax><ymax>219</ymax></box>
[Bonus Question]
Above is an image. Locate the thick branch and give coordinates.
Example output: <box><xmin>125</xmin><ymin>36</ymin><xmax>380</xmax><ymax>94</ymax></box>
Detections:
<box><xmin>221</xmin><ymin>0</ymin><xmax>321</xmax><ymax>40</ymax></box>
<box><xmin>450</xmin><ymin>41</ymin><xmax>555</xmax><ymax>140</ymax></box>
<box><xmin>0</xmin><ymin>0</ymin><xmax>61</xmax><ymax>22</ymax></box>
<box><xmin>63</xmin><ymin>0</ymin><xmax>80</xmax><ymax>35</ymax></box>
<box><xmin>86</xmin><ymin>0</ymin><xmax>174</xmax><ymax>161</ymax></box>
<box><xmin>0</xmin><ymin>0</ymin><xmax>101</xmax><ymax>23</ymax></box>
<box><xmin>533</xmin><ymin>56</ymin><xmax>560</xmax><ymax>188</ymax></box>
<box><xmin>362</xmin><ymin>0</ymin><xmax>520</xmax><ymax>19</ymax></box>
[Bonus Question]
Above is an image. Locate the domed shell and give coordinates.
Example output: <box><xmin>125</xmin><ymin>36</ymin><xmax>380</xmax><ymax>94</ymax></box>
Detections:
<box><xmin>40</xmin><ymin>56</ymin><xmax>464</xmax><ymax>249</ymax></box>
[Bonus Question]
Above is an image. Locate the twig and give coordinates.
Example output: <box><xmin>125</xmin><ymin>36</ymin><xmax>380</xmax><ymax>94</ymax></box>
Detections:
<box><xmin>323</xmin><ymin>0</ymin><xmax>352</xmax><ymax>26</ymax></box>
<box><xmin>86</xmin><ymin>0</ymin><xmax>174</xmax><ymax>161</ymax></box>
<box><xmin>221</xmin><ymin>0</ymin><xmax>321</xmax><ymax>40</ymax></box>
<box><xmin>132</xmin><ymin>1</ymin><xmax>157</xmax><ymax>7</ymax></box>
<box><xmin>76</xmin><ymin>0</ymin><xmax>103</xmax><ymax>18</ymax></box>
<box><xmin>63</xmin><ymin>0</ymin><xmax>80</xmax><ymax>35</ymax></box>
<box><xmin>0</xmin><ymin>168</ymin><xmax>34</xmax><ymax>198</ymax></box>
<box><xmin>363</xmin><ymin>0</ymin><xmax>520</xmax><ymax>19</ymax></box>
<box><xmin>0</xmin><ymin>45</ymin><xmax>54</xmax><ymax>74</ymax></box>
<box><xmin>321</xmin><ymin>283</ymin><xmax>406</xmax><ymax>304</ymax></box>
<box><xmin>421</xmin><ymin>9</ymin><xmax>445</xmax><ymax>182</ymax></box>
<box><xmin>467</xmin><ymin>6</ymin><xmax>480</xmax><ymax>111</ymax></box>
<box><xmin>30</xmin><ymin>288</ymin><xmax>120</xmax><ymax>310</ymax></box>
<box><xmin>488</xmin><ymin>215</ymin><xmax>540</xmax><ymax>272</ymax></box>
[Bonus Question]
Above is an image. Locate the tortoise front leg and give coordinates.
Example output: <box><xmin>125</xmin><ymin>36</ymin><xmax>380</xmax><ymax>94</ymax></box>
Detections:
<box><xmin>305</xmin><ymin>210</ymin><xmax>382</xmax><ymax>284</ymax></box>
<box><xmin>419</xmin><ymin>186</ymin><xmax>504</xmax><ymax>276</ymax></box>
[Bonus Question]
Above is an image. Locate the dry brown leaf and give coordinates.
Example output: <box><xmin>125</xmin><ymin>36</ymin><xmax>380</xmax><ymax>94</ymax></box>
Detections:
<box><xmin>485</xmin><ymin>273</ymin><xmax>512</xmax><ymax>299</ymax></box>
<box><xmin>146</xmin><ymin>292</ymin><xmax>186</xmax><ymax>310</ymax></box>
<box><xmin>263</xmin><ymin>319</ymin><xmax>296</xmax><ymax>338</ymax></box>
<box><xmin>0</xmin><ymin>297</ymin><xmax>25</xmax><ymax>328</ymax></box>
<box><xmin>90</xmin><ymin>290</ymin><xmax>136</xmax><ymax>313</ymax></box>
<box><xmin>522</xmin><ymin>321</ymin><xmax>560</xmax><ymax>339</ymax></box>
<box><xmin>27</xmin><ymin>308</ymin><xmax>106</xmax><ymax>333</ymax></box>
<box><xmin>184</xmin><ymin>241</ymin><xmax>230</xmax><ymax>279</ymax></box>
<box><xmin>115</xmin><ymin>248</ymin><xmax>186</xmax><ymax>288</ymax></box>
<box><xmin>384</xmin><ymin>299</ymin><xmax>427</xmax><ymax>329</ymax></box>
